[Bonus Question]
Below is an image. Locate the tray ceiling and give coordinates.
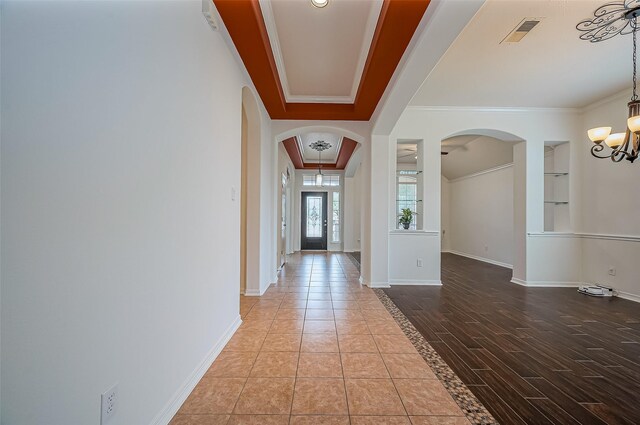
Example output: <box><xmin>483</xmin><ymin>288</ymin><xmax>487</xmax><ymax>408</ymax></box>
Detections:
<box><xmin>214</xmin><ymin>0</ymin><xmax>431</xmax><ymax>120</ymax></box>
<box><xmin>261</xmin><ymin>0</ymin><xmax>383</xmax><ymax>104</ymax></box>
<box><xmin>282</xmin><ymin>134</ymin><xmax>358</xmax><ymax>170</ymax></box>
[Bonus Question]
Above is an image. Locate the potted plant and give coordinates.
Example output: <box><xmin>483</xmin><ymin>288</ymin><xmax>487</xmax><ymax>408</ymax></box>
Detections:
<box><xmin>398</xmin><ymin>208</ymin><xmax>414</xmax><ymax>230</ymax></box>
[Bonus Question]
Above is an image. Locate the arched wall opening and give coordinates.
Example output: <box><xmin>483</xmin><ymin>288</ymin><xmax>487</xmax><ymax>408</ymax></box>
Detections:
<box><xmin>241</xmin><ymin>86</ymin><xmax>263</xmax><ymax>296</ymax></box>
<box><xmin>274</xmin><ymin>126</ymin><xmax>366</xmax><ymax>276</ymax></box>
<box><xmin>439</xmin><ymin>129</ymin><xmax>524</xmax><ymax>272</ymax></box>
<box><xmin>384</xmin><ymin>107</ymin><xmax>582</xmax><ymax>288</ymax></box>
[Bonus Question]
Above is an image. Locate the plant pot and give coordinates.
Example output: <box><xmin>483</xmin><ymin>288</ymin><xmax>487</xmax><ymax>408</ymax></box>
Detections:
<box><xmin>402</xmin><ymin>222</ymin><xmax>410</xmax><ymax>230</ymax></box>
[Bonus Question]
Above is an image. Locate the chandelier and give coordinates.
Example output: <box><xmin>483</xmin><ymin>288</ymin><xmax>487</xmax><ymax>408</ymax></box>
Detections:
<box><xmin>579</xmin><ymin>0</ymin><xmax>640</xmax><ymax>162</ymax></box>
<box><xmin>310</xmin><ymin>140</ymin><xmax>331</xmax><ymax>186</ymax></box>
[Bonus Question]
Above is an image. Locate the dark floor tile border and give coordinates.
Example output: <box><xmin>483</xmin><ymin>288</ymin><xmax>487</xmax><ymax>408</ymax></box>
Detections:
<box><xmin>374</xmin><ymin>288</ymin><xmax>498</xmax><ymax>425</ymax></box>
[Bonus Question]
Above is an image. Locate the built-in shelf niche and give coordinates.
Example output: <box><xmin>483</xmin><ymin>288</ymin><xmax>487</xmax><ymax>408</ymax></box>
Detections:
<box><xmin>544</xmin><ymin>142</ymin><xmax>570</xmax><ymax>232</ymax></box>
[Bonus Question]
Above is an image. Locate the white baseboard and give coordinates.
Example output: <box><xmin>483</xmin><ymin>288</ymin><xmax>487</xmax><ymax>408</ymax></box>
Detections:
<box><xmin>244</xmin><ymin>284</ymin><xmax>270</xmax><ymax>297</ymax></box>
<box><xmin>389</xmin><ymin>279</ymin><xmax>442</xmax><ymax>286</ymax></box>
<box><xmin>449</xmin><ymin>250</ymin><xmax>513</xmax><ymax>269</ymax></box>
<box><xmin>510</xmin><ymin>278</ymin><xmax>581</xmax><ymax>287</ymax></box>
<box><xmin>150</xmin><ymin>315</ymin><xmax>242</xmax><ymax>425</ymax></box>
<box><xmin>617</xmin><ymin>290</ymin><xmax>640</xmax><ymax>303</ymax></box>
<box><xmin>367</xmin><ymin>282</ymin><xmax>391</xmax><ymax>288</ymax></box>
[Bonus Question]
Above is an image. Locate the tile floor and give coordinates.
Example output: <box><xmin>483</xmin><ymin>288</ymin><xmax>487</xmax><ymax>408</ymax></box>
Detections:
<box><xmin>171</xmin><ymin>252</ymin><xmax>470</xmax><ymax>425</ymax></box>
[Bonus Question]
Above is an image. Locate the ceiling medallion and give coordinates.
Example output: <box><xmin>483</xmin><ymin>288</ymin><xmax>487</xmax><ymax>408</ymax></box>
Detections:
<box><xmin>310</xmin><ymin>141</ymin><xmax>332</xmax><ymax>186</ymax></box>
<box><xmin>580</xmin><ymin>0</ymin><xmax>640</xmax><ymax>162</ymax></box>
<box><xmin>310</xmin><ymin>140</ymin><xmax>332</xmax><ymax>152</ymax></box>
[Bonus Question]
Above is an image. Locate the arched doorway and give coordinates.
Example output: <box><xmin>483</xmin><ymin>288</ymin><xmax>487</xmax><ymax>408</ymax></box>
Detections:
<box><xmin>240</xmin><ymin>87</ymin><xmax>262</xmax><ymax>296</ymax></box>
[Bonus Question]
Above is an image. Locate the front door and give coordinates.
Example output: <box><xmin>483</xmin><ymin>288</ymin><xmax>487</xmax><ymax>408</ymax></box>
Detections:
<box><xmin>301</xmin><ymin>192</ymin><xmax>327</xmax><ymax>250</ymax></box>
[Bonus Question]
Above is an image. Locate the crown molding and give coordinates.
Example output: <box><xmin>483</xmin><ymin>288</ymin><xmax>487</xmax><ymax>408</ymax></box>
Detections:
<box><xmin>578</xmin><ymin>88</ymin><xmax>631</xmax><ymax>113</ymax></box>
<box><xmin>404</xmin><ymin>105</ymin><xmax>580</xmax><ymax>113</ymax></box>
<box><xmin>448</xmin><ymin>162</ymin><xmax>513</xmax><ymax>183</ymax></box>
<box><xmin>527</xmin><ymin>232</ymin><xmax>640</xmax><ymax>242</ymax></box>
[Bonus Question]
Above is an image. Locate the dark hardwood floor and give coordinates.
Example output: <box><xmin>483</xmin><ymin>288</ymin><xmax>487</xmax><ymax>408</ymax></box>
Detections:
<box><xmin>384</xmin><ymin>253</ymin><xmax>640</xmax><ymax>425</ymax></box>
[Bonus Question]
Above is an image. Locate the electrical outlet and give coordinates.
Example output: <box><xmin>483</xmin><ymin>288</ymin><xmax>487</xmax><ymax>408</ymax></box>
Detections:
<box><xmin>101</xmin><ymin>383</ymin><xmax>118</xmax><ymax>424</ymax></box>
<box><xmin>417</xmin><ymin>258</ymin><xmax>423</xmax><ymax>267</ymax></box>
<box><xmin>608</xmin><ymin>267</ymin><xmax>616</xmax><ymax>276</ymax></box>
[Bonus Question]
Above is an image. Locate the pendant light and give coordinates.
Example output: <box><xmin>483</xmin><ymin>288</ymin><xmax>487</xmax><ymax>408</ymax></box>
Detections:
<box><xmin>309</xmin><ymin>140</ymin><xmax>331</xmax><ymax>186</ymax></box>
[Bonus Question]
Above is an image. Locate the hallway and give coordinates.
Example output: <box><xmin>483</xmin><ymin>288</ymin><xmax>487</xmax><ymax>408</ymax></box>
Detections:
<box><xmin>170</xmin><ymin>252</ymin><xmax>474</xmax><ymax>424</ymax></box>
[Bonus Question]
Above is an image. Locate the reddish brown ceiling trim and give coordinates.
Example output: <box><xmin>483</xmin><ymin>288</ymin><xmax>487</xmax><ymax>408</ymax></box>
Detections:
<box><xmin>282</xmin><ymin>137</ymin><xmax>304</xmax><ymax>169</ymax></box>
<box><xmin>214</xmin><ymin>0</ymin><xmax>430</xmax><ymax>121</ymax></box>
<box><xmin>335</xmin><ymin>138</ymin><xmax>358</xmax><ymax>169</ymax></box>
<box><xmin>214</xmin><ymin>0</ymin><xmax>286</xmax><ymax>115</ymax></box>
<box><xmin>353</xmin><ymin>0</ymin><xmax>430</xmax><ymax>117</ymax></box>
<box><xmin>302</xmin><ymin>163</ymin><xmax>339</xmax><ymax>170</ymax></box>
<box><xmin>281</xmin><ymin>137</ymin><xmax>358</xmax><ymax>170</ymax></box>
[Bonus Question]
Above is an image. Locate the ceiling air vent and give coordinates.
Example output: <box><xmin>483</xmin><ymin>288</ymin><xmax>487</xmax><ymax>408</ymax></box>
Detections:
<box><xmin>501</xmin><ymin>18</ymin><xmax>542</xmax><ymax>43</ymax></box>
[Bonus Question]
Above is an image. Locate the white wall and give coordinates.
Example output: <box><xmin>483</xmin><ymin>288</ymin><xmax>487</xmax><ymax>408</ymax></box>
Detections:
<box><xmin>344</xmin><ymin>163</ymin><xmax>362</xmax><ymax>252</ymax></box>
<box><xmin>441</xmin><ymin>176</ymin><xmax>450</xmax><ymax>251</ymax></box>
<box><xmin>1</xmin><ymin>2</ymin><xmax>269</xmax><ymax>424</ymax></box>
<box><xmin>277</xmin><ymin>143</ymin><xmax>295</xmax><ymax>261</ymax></box>
<box><xmin>580</xmin><ymin>91</ymin><xmax>640</xmax><ymax>300</ymax></box>
<box><xmin>387</xmin><ymin>106</ymin><xmax>583</xmax><ymax>287</ymax></box>
<box><xmin>447</xmin><ymin>165</ymin><xmax>514</xmax><ymax>268</ymax></box>
<box><xmin>260</xmin><ymin>108</ymin><xmax>277</xmax><ymax>290</ymax></box>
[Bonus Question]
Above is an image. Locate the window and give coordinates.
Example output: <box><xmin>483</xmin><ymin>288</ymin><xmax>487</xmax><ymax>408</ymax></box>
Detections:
<box><xmin>396</xmin><ymin>140</ymin><xmax>423</xmax><ymax>230</ymax></box>
<box><xmin>305</xmin><ymin>195</ymin><xmax>323</xmax><ymax>237</ymax></box>
<box><xmin>324</xmin><ymin>175</ymin><xmax>340</xmax><ymax>186</ymax></box>
<box><xmin>302</xmin><ymin>174</ymin><xmax>340</xmax><ymax>186</ymax></box>
<box><xmin>397</xmin><ymin>174</ymin><xmax>417</xmax><ymax>230</ymax></box>
<box><xmin>332</xmin><ymin>192</ymin><xmax>340</xmax><ymax>242</ymax></box>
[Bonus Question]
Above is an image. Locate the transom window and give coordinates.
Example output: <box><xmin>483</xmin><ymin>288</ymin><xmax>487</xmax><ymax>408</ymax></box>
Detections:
<box><xmin>302</xmin><ymin>175</ymin><xmax>340</xmax><ymax>186</ymax></box>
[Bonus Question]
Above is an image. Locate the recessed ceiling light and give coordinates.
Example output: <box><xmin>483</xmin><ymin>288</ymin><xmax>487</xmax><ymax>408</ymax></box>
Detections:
<box><xmin>311</xmin><ymin>0</ymin><xmax>328</xmax><ymax>8</ymax></box>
